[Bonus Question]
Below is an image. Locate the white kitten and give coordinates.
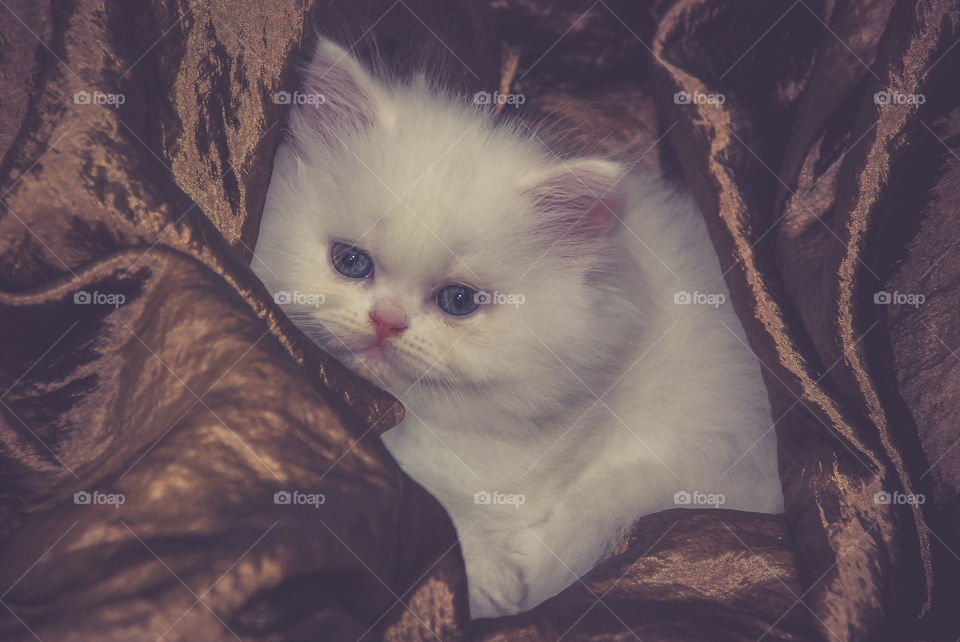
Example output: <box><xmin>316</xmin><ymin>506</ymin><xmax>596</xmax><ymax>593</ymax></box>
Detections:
<box><xmin>253</xmin><ymin>39</ymin><xmax>783</xmax><ymax>619</ymax></box>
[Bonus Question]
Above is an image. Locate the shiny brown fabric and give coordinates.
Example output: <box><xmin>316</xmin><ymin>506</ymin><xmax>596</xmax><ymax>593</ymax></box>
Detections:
<box><xmin>645</xmin><ymin>0</ymin><xmax>959</xmax><ymax>639</ymax></box>
<box><xmin>1</xmin><ymin>0</ymin><xmax>958</xmax><ymax>640</ymax></box>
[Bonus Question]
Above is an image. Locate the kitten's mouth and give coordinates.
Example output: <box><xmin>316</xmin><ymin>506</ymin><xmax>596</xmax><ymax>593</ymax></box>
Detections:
<box><xmin>361</xmin><ymin>342</ymin><xmax>388</xmax><ymax>360</ymax></box>
<box><xmin>347</xmin><ymin>340</ymin><xmax>405</xmax><ymax>389</ymax></box>
<box><xmin>342</xmin><ymin>337</ymin><xmax>435</xmax><ymax>393</ymax></box>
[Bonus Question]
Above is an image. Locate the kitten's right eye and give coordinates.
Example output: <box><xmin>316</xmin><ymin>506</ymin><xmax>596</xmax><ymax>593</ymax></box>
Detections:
<box><xmin>331</xmin><ymin>242</ymin><xmax>374</xmax><ymax>278</ymax></box>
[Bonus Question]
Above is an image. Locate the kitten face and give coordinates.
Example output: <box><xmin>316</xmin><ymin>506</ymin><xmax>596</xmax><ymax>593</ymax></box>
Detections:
<box><xmin>254</xmin><ymin>40</ymin><xmax>631</xmax><ymax>405</ymax></box>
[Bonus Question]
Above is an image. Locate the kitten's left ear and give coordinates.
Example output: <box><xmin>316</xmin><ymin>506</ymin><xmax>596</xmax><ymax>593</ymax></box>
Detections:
<box><xmin>519</xmin><ymin>159</ymin><xmax>626</xmax><ymax>242</ymax></box>
<box><xmin>290</xmin><ymin>39</ymin><xmax>391</xmax><ymax>144</ymax></box>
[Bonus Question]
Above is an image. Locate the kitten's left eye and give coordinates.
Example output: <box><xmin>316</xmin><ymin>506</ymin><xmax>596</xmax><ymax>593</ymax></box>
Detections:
<box><xmin>436</xmin><ymin>284</ymin><xmax>480</xmax><ymax>316</ymax></box>
<box><xmin>331</xmin><ymin>242</ymin><xmax>374</xmax><ymax>278</ymax></box>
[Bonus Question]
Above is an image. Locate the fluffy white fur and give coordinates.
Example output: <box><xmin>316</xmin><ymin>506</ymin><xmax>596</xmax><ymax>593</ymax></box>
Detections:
<box><xmin>253</xmin><ymin>39</ymin><xmax>783</xmax><ymax>619</ymax></box>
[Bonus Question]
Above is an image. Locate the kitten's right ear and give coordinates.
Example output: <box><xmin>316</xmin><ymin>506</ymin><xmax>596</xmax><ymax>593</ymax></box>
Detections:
<box><xmin>289</xmin><ymin>39</ymin><xmax>389</xmax><ymax>144</ymax></box>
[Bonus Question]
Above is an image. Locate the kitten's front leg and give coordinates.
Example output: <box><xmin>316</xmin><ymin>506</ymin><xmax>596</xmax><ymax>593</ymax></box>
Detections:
<box><xmin>462</xmin><ymin>548</ymin><xmax>530</xmax><ymax>619</ymax></box>
<box><xmin>382</xmin><ymin>421</ymin><xmax>535</xmax><ymax>618</ymax></box>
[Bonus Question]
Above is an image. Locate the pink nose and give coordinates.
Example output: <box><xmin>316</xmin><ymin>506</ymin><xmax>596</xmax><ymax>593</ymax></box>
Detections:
<box><xmin>370</xmin><ymin>308</ymin><xmax>407</xmax><ymax>342</ymax></box>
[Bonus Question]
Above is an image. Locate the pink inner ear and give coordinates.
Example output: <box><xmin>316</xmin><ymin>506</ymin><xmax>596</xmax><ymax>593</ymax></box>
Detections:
<box><xmin>578</xmin><ymin>196</ymin><xmax>619</xmax><ymax>238</ymax></box>
<box><xmin>530</xmin><ymin>176</ymin><xmax>621</xmax><ymax>243</ymax></box>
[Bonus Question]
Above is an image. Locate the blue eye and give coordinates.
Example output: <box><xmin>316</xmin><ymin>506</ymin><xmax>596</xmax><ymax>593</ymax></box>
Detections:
<box><xmin>437</xmin><ymin>284</ymin><xmax>480</xmax><ymax>316</ymax></box>
<box><xmin>331</xmin><ymin>242</ymin><xmax>373</xmax><ymax>278</ymax></box>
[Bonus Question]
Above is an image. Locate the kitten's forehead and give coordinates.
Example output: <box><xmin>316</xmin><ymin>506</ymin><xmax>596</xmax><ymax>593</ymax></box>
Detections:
<box><xmin>327</xmin><ymin>112</ymin><xmax>538</xmax><ymax>284</ymax></box>
<box><xmin>360</xmin><ymin>205</ymin><xmax>513</xmax><ymax>287</ymax></box>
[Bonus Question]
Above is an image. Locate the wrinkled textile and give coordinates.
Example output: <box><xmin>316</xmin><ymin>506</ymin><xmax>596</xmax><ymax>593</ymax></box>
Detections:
<box><xmin>0</xmin><ymin>0</ymin><xmax>957</xmax><ymax>640</ymax></box>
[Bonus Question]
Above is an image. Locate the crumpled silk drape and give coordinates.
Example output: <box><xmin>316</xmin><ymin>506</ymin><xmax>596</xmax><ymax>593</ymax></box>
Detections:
<box><xmin>1</xmin><ymin>0</ymin><xmax>957</xmax><ymax>640</ymax></box>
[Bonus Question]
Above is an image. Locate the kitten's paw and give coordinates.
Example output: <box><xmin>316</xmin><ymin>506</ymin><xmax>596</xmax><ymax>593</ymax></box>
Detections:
<box><xmin>465</xmin><ymin>555</ymin><xmax>529</xmax><ymax>619</ymax></box>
